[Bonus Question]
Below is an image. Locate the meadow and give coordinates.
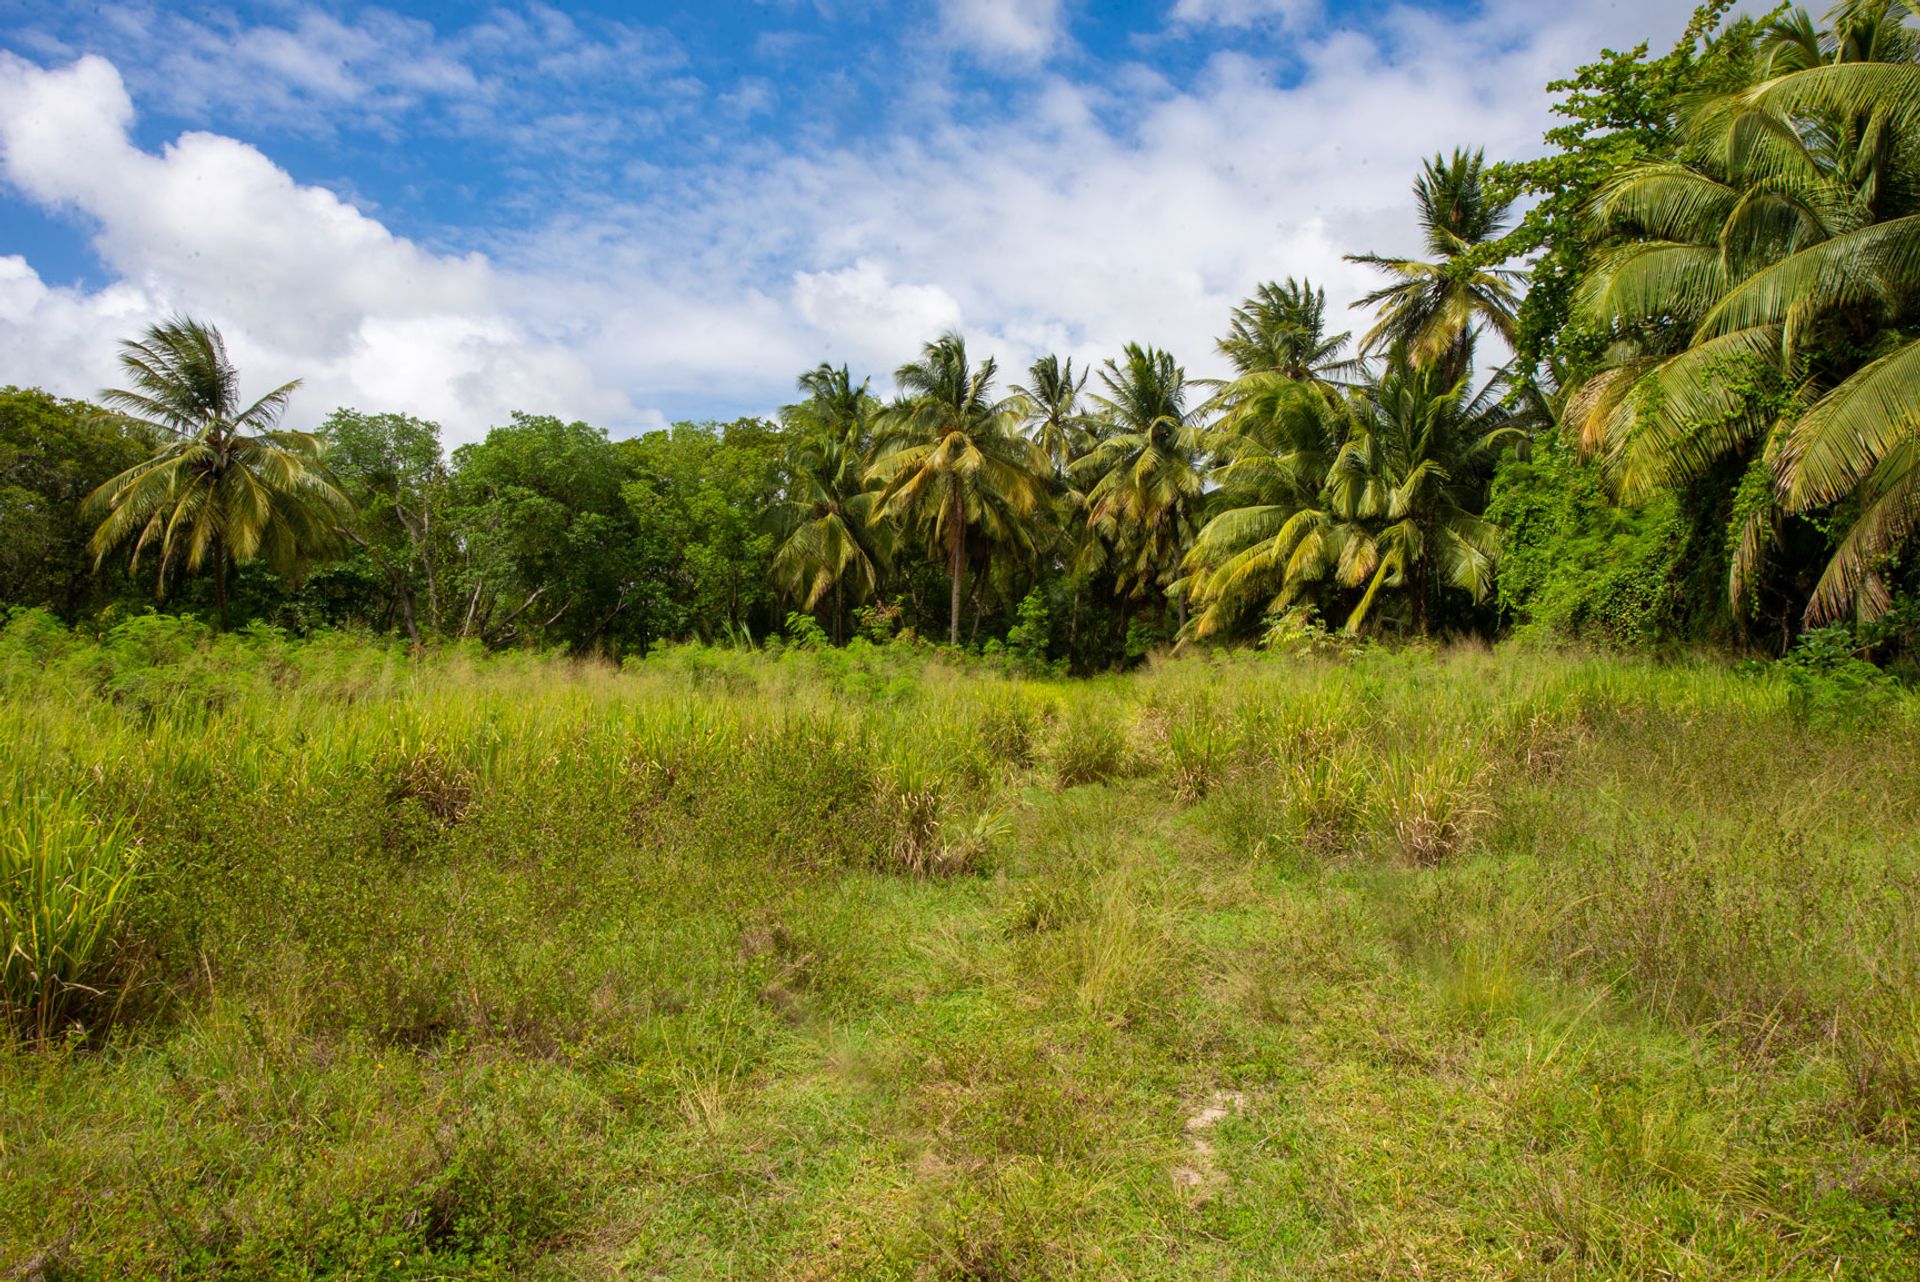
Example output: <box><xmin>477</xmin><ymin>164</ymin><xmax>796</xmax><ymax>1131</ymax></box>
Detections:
<box><xmin>2</xmin><ymin>611</ymin><xmax>1917</xmax><ymax>1279</ymax></box>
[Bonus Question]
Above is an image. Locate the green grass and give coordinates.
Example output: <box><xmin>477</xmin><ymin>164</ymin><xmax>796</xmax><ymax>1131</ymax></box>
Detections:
<box><xmin>2</xmin><ymin>614</ymin><xmax>1917</xmax><ymax>1278</ymax></box>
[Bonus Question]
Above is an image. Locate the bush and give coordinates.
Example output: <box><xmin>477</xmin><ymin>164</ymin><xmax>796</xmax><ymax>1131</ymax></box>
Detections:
<box><xmin>1781</xmin><ymin>626</ymin><xmax>1901</xmax><ymax>731</ymax></box>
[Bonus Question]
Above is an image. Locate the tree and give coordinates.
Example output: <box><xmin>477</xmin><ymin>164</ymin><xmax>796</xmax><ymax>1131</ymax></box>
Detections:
<box><xmin>1566</xmin><ymin>7</ymin><xmax>1920</xmax><ymax>625</ymax></box>
<box><xmin>84</xmin><ymin>318</ymin><xmax>348</xmax><ymax>627</ymax></box>
<box><xmin>1185</xmin><ymin>359</ymin><xmax>1529</xmax><ymax>636</ymax></box>
<box><xmin>771</xmin><ymin>365</ymin><xmax>888</xmax><ymax>643</ymax></box>
<box><xmin>1347</xmin><ymin>150</ymin><xmax>1526</xmax><ymax>382</ymax></box>
<box><xmin>449</xmin><ymin>413</ymin><xmax>641</xmax><ymax>649</ymax></box>
<box><xmin>1075</xmin><ymin>343</ymin><xmax>1205</xmax><ymax>628</ymax></box>
<box><xmin>0</xmin><ymin>387</ymin><xmax>152</xmax><ymax>618</ymax></box>
<box><xmin>318</xmin><ymin>409</ymin><xmax>451</xmax><ymax>646</ymax></box>
<box><xmin>1013</xmin><ymin>355</ymin><xmax>1097</xmax><ymax>480</ymax></box>
<box><xmin>622</xmin><ymin>418</ymin><xmax>787</xmax><ymax>648</ymax></box>
<box><xmin>1330</xmin><ymin>362</ymin><xmax>1531</xmax><ymax>633</ymax></box>
<box><xmin>1184</xmin><ymin>378</ymin><xmax>1352</xmax><ymax>637</ymax></box>
<box><xmin>868</xmin><ymin>333</ymin><xmax>1049</xmax><ymax>645</ymax></box>
<box><xmin>1215</xmin><ymin>278</ymin><xmax>1358</xmax><ymax>386</ymax></box>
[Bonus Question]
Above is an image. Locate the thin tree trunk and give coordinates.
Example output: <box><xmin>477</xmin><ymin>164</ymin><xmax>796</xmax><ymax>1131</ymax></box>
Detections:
<box><xmin>214</xmin><ymin>549</ymin><xmax>229</xmax><ymax>631</ymax></box>
<box><xmin>461</xmin><ymin>580</ymin><xmax>484</xmax><ymax>639</ymax></box>
<box><xmin>948</xmin><ymin>488</ymin><xmax>965</xmax><ymax>646</ymax></box>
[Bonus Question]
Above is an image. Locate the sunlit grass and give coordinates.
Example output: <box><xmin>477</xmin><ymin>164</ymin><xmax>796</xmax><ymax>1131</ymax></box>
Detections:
<box><xmin>0</xmin><ymin>611</ymin><xmax>1915</xmax><ymax>1277</ymax></box>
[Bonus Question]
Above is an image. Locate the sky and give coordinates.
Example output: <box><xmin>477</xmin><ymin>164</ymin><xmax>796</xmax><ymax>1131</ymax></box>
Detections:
<box><xmin>0</xmin><ymin>0</ymin><xmax>1706</xmax><ymax>445</ymax></box>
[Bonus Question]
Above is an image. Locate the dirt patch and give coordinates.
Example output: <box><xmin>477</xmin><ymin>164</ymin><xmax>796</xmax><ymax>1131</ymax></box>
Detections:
<box><xmin>1172</xmin><ymin>1089</ymin><xmax>1245</xmax><ymax>1198</ymax></box>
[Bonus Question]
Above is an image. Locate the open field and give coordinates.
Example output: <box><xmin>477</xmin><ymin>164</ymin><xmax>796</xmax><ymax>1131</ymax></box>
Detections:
<box><xmin>2</xmin><ymin>614</ymin><xmax>1918</xmax><ymax>1279</ymax></box>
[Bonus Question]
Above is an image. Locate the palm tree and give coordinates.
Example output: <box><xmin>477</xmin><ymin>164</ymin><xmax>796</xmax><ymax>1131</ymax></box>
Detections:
<box><xmin>1183</xmin><ymin>378</ymin><xmax>1353</xmax><ymax>637</ymax></box>
<box><xmin>85</xmin><ymin>317</ymin><xmax>348</xmax><ymax>626</ymax></box>
<box><xmin>1215</xmin><ymin>278</ymin><xmax>1358</xmax><ymax>386</ymax></box>
<box><xmin>1184</xmin><ymin>359</ymin><xmax>1527</xmax><ymax>636</ymax></box>
<box><xmin>1013</xmin><ymin>355</ymin><xmax>1096</xmax><ymax>479</ymax></box>
<box><xmin>1074</xmin><ymin>343</ymin><xmax>1205</xmax><ymax>628</ymax></box>
<box><xmin>1330</xmin><ymin>361</ymin><xmax>1530</xmax><ymax>633</ymax></box>
<box><xmin>1762</xmin><ymin>1</ymin><xmax>1918</xmax><ymax>74</ymax></box>
<box><xmin>1347</xmin><ymin>150</ymin><xmax>1525</xmax><ymax>383</ymax></box>
<box><xmin>868</xmin><ymin>333</ymin><xmax>1049</xmax><ymax>645</ymax></box>
<box><xmin>1568</xmin><ymin>19</ymin><xmax>1920</xmax><ymax>622</ymax></box>
<box><xmin>771</xmin><ymin>364</ymin><xmax>887</xmax><ymax>643</ymax></box>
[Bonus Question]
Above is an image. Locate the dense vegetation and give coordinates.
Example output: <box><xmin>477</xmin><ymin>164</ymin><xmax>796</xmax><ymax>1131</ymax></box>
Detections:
<box><xmin>6</xmin><ymin>3</ymin><xmax>1920</xmax><ymax>1278</ymax></box>
<box><xmin>7</xmin><ymin>2</ymin><xmax>1920</xmax><ymax>670</ymax></box>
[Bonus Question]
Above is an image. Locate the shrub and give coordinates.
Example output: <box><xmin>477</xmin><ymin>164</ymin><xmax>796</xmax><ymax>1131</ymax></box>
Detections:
<box><xmin>1781</xmin><ymin>626</ymin><xmax>1900</xmax><ymax>731</ymax></box>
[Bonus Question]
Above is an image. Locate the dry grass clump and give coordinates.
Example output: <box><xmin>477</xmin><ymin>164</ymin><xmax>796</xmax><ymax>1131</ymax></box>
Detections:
<box><xmin>1164</xmin><ymin>704</ymin><xmax>1235</xmax><ymax>802</ymax></box>
<box><xmin>386</xmin><ymin>745</ymin><xmax>476</xmax><ymax>826</ymax></box>
<box><xmin>1369</xmin><ymin>739</ymin><xmax>1492</xmax><ymax>865</ymax></box>
<box><xmin>1048</xmin><ymin>705</ymin><xmax>1130</xmax><ymax>788</ymax></box>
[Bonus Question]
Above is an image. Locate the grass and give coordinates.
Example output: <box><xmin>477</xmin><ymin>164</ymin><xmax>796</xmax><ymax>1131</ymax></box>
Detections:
<box><xmin>1</xmin><ymin>612</ymin><xmax>1917</xmax><ymax>1277</ymax></box>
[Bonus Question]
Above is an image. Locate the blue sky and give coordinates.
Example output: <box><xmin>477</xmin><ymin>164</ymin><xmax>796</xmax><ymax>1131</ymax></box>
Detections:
<box><xmin>0</xmin><ymin>0</ymin><xmax>1697</xmax><ymax>441</ymax></box>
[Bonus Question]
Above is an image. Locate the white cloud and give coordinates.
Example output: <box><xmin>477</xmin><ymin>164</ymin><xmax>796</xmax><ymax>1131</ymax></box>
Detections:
<box><xmin>938</xmin><ymin>0</ymin><xmax>1065</xmax><ymax>60</ymax></box>
<box><xmin>0</xmin><ymin>53</ymin><xmax>630</xmax><ymax>441</ymax></box>
<box><xmin>1170</xmin><ymin>0</ymin><xmax>1320</xmax><ymax>29</ymax></box>
<box><xmin>793</xmin><ymin>261</ymin><xmax>965</xmax><ymax>372</ymax></box>
<box><xmin>0</xmin><ymin>0</ymin><xmax>1715</xmax><ymax>441</ymax></box>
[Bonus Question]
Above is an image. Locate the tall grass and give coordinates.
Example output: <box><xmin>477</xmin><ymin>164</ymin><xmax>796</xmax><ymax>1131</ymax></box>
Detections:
<box><xmin>1</xmin><ymin>792</ymin><xmax>139</xmax><ymax>1041</ymax></box>
<box><xmin>0</xmin><ymin>611</ymin><xmax>1916</xmax><ymax>1276</ymax></box>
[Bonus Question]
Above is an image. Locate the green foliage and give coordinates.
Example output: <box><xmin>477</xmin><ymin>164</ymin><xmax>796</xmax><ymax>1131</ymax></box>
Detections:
<box><xmin>1004</xmin><ymin>588</ymin><xmax>1051</xmax><ymax>665</ymax></box>
<box><xmin>0</xmin><ymin>386</ymin><xmax>152</xmax><ymax>618</ymax></box>
<box><xmin>1486</xmin><ymin>439</ymin><xmax>1688</xmax><ymax>646</ymax></box>
<box><xmin>1498</xmin><ymin>2</ymin><xmax>1760</xmax><ymax>391</ymax></box>
<box><xmin>783</xmin><ymin>610</ymin><xmax>829</xmax><ymax>650</ymax></box>
<box><xmin>1780</xmin><ymin>624</ymin><xmax>1901</xmax><ymax>729</ymax></box>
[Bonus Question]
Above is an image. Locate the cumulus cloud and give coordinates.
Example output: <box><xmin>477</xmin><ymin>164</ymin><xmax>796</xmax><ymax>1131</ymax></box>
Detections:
<box><xmin>0</xmin><ymin>53</ymin><xmax>631</xmax><ymax>440</ymax></box>
<box><xmin>0</xmin><ymin>0</ymin><xmax>1712</xmax><ymax>441</ymax></box>
<box><xmin>793</xmin><ymin>261</ymin><xmax>965</xmax><ymax>372</ymax></box>
<box><xmin>938</xmin><ymin>0</ymin><xmax>1065</xmax><ymax>60</ymax></box>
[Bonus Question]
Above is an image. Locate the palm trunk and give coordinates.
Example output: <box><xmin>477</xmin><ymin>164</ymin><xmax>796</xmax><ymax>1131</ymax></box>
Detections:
<box><xmin>947</xmin><ymin>488</ymin><xmax>965</xmax><ymax>646</ymax></box>
<box><xmin>213</xmin><ymin>548</ymin><xmax>230</xmax><ymax>631</ymax></box>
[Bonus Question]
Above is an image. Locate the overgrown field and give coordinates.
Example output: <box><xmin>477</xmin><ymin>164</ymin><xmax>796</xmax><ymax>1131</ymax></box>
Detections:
<box><xmin>2</xmin><ymin>613</ymin><xmax>1917</xmax><ymax>1279</ymax></box>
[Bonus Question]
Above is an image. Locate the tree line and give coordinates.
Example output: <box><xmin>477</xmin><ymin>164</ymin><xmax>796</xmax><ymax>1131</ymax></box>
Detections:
<box><xmin>4</xmin><ymin>1</ymin><xmax>1919</xmax><ymax>667</ymax></box>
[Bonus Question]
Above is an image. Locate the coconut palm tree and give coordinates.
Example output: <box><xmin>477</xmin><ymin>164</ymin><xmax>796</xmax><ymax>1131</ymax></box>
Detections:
<box><xmin>85</xmin><ymin>317</ymin><xmax>348</xmax><ymax>626</ymax></box>
<box><xmin>1347</xmin><ymin>150</ymin><xmax>1525</xmax><ymax>383</ymax></box>
<box><xmin>1074</xmin><ymin>343</ymin><xmax>1205</xmax><ymax>626</ymax></box>
<box><xmin>868</xmin><ymin>333</ymin><xmax>1049</xmax><ymax>645</ymax></box>
<box><xmin>1215</xmin><ymin>278</ymin><xmax>1359</xmax><ymax>386</ymax></box>
<box><xmin>1185</xmin><ymin>358</ymin><xmax>1528</xmax><ymax>636</ymax></box>
<box><xmin>1330</xmin><ymin>361</ymin><xmax>1531</xmax><ymax>633</ymax></box>
<box><xmin>1183</xmin><ymin>378</ymin><xmax>1354</xmax><ymax>637</ymax></box>
<box><xmin>1568</xmin><ymin>20</ymin><xmax>1920</xmax><ymax>621</ymax></box>
<box><xmin>771</xmin><ymin>364</ymin><xmax>887</xmax><ymax>643</ymax></box>
<box><xmin>1013</xmin><ymin>354</ymin><xmax>1097</xmax><ymax>480</ymax></box>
